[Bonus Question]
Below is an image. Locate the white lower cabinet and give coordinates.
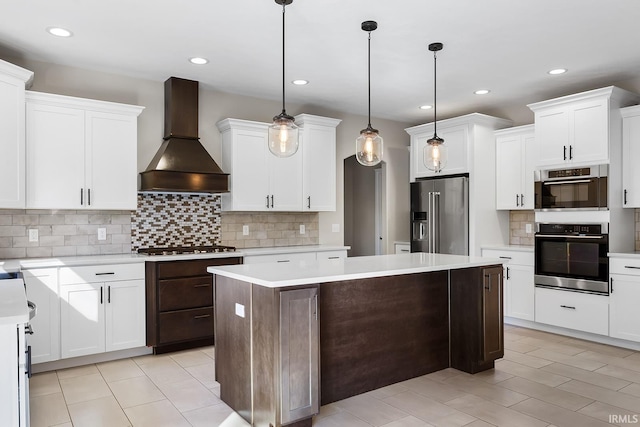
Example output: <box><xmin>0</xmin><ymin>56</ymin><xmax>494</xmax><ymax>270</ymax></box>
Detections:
<box><xmin>23</xmin><ymin>268</ymin><xmax>60</xmax><ymax>364</ymax></box>
<box><xmin>59</xmin><ymin>263</ymin><xmax>145</xmax><ymax>359</ymax></box>
<box><xmin>609</xmin><ymin>257</ymin><xmax>640</xmax><ymax>342</ymax></box>
<box><xmin>535</xmin><ymin>287</ymin><xmax>609</xmax><ymax>336</ymax></box>
<box><xmin>315</xmin><ymin>250</ymin><xmax>347</xmax><ymax>260</ymax></box>
<box><xmin>243</xmin><ymin>252</ymin><xmax>317</xmax><ymax>265</ymax></box>
<box><xmin>481</xmin><ymin>248</ymin><xmax>534</xmax><ymax>321</ymax></box>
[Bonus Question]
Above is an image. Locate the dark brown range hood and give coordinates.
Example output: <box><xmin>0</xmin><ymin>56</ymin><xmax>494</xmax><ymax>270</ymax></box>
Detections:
<box><xmin>139</xmin><ymin>77</ymin><xmax>229</xmax><ymax>193</ymax></box>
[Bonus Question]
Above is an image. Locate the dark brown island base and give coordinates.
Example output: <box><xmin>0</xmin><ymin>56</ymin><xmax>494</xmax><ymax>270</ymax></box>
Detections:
<box><xmin>208</xmin><ymin>253</ymin><xmax>504</xmax><ymax>427</ymax></box>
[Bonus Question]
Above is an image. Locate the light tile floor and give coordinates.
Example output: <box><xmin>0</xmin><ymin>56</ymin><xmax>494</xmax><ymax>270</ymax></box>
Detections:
<box><xmin>29</xmin><ymin>325</ymin><xmax>640</xmax><ymax>426</ymax></box>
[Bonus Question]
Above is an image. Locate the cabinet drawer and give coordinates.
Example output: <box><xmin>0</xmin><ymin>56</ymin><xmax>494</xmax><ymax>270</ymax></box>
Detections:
<box><xmin>243</xmin><ymin>252</ymin><xmax>316</xmax><ymax>265</ymax></box>
<box><xmin>482</xmin><ymin>249</ymin><xmax>533</xmax><ymax>266</ymax></box>
<box><xmin>60</xmin><ymin>263</ymin><xmax>144</xmax><ymax>285</ymax></box>
<box><xmin>158</xmin><ymin>276</ymin><xmax>213</xmax><ymax>311</ymax></box>
<box><xmin>316</xmin><ymin>250</ymin><xmax>347</xmax><ymax>260</ymax></box>
<box><xmin>610</xmin><ymin>257</ymin><xmax>640</xmax><ymax>276</ymax></box>
<box><xmin>156</xmin><ymin>257</ymin><xmax>242</xmax><ymax>279</ymax></box>
<box><xmin>535</xmin><ymin>287</ymin><xmax>608</xmax><ymax>335</ymax></box>
<box><xmin>394</xmin><ymin>244</ymin><xmax>411</xmax><ymax>254</ymax></box>
<box><xmin>158</xmin><ymin>307</ymin><xmax>214</xmax><ymax>344</ymax></box>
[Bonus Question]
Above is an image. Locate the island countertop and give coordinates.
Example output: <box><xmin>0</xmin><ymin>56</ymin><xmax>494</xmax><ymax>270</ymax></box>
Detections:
<box><xmin>207</xmin><ymin>252</ymin><xmax>504</xmax><ymax>288</ymax></box>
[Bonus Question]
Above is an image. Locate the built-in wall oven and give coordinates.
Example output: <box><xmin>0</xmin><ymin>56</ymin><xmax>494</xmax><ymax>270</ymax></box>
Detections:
<box><xmin>535</xmin><ymin>165</ymin><xmax>607</xmax><ymax>210</ymax></box>
<box><xmin>534</xmin><ymin>223</ymin><xmax>609</xmax><ymax>294</ymax></box>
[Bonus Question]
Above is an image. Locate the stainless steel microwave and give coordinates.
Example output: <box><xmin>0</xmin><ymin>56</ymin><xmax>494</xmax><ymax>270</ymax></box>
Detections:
<box><xmin>534</xmin><ymin>165</ymin><xmax>608</xmax><ymax>210</ymax></box>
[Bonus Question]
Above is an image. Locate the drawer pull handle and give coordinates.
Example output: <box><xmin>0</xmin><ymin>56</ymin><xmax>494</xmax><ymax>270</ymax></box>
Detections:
<box><xmin>194</xmin><ymin>284</ymin><xmax>211</xmax><ymax>288</ymax></box>
<box><xmin>328</xmin><ymin>256</ymin><xmax>340</xmax><ymax>259</ymax></box>
<box><xmin>560</xmin><ymin>305</ymin><xmax>576</xmax><ymax>310</ymax></box>
<box><xmin>499</xmin><ymin>256</ymin><xmax>511</xmax><ymax>259</ymax></box>
<box><xmin>95</xmin><ymin>272</ymin><xmax>115</xmax><ymax>276</ymax></box>
<box><xmin>624</xmin><ymin>266</ymin><xmax>640</xmax><ymax>270</ymax></box>
<box><xmin>277</xmin><ymin>260</ymin><xmax>290</xmax><ymax>263</ymax></box>
<box><xmin>400</xmin><ymin>249</ymin><xmax>409</xmax><ymax>252</ymax></box>
<box><xmin>194</xmin><ymin>314</ymin><xmax>210</xmax><ymax>319</ymax></box>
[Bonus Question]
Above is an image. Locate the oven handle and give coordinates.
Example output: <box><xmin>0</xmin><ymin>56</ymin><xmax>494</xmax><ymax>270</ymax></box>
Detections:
<box><xmin>542</xmin><ymin>179</ymin><xmax>593</xmax><ymax>185</ymax></box>
<box><xmin>534</xmin><ymin>234</ymin><xmax>605</xmax><ymax>239</ymax></box>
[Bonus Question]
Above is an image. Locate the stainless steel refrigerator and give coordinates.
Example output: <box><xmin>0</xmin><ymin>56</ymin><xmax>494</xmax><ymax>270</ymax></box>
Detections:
<box><xmin>410</xmin><ymin>175</ymin><xmax>469</xmax><ymax>255</ymax></box>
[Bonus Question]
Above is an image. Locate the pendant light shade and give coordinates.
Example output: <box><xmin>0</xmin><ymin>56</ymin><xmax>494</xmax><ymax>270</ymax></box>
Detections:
<box><xmin>269</xmin><ymin>0</ymin><xmax>299</xmax><ymax>158</ymax></box>
<box><xmin>356</xmin><ymin>20</ymin><xmax>383</xmax><ymax>167</ymax></box>
<box><xmin>423</xmin><ymin>42</ymin><xmax>447</xmax><ymax>172</ymax></box>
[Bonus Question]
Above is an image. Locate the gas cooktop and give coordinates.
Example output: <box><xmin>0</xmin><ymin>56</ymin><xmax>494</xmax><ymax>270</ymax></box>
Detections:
<box><xmin>137</xmin><ymin>245</ymin><xmax>236</xmax><ymax>256</ymax></box>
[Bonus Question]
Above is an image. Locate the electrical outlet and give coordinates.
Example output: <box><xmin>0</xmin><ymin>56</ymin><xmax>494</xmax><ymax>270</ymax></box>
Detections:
<box><xmin>28</xmin><ymin>229</ymin><xmax>39</xmax><ymax>242</ymax></box>
<box><xmin>525</xmin><ymin>223</ymin><xmax>533</xmax><ymax>234</ymax></box>
<box><xmin>242</xmin><ymin>225</ymin><xmax>249</xmax><ymax>236</ymax></box>
<box><xmin>332</xmin><ymin>223</ymin><xmax>340</xmax><ymax>233</ymax></box>
<box><xmin>299</xmin><ymin>224</ymin><xmax>306</xmax><ymax>234</ymax></box>
<box><xmin>97</xmin><ymin>228</ymin><xmax>107</xmax><ymax>241</ymax></box>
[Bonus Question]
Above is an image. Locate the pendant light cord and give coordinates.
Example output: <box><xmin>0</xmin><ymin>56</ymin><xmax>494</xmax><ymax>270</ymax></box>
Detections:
<box><xmin>433</xmin><ymin>48</ymin><xmax>437</xmax><ymax>136</ymax></box>
<box><xmin>367</xmin><ymin>30</ymin><xmax>372</xmax><ymax>128</ymax></box>
<box><xmin>281</xmin><ymin>2</ymin><xmax>286</xmax><ymax>114</ymax></box>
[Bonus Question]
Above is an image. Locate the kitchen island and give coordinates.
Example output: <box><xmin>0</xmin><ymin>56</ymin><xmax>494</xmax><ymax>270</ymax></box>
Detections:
<box><xmin>208</xmin><ymin>253</ymin><xmax>504</xmax><ymax>427</ymax></box>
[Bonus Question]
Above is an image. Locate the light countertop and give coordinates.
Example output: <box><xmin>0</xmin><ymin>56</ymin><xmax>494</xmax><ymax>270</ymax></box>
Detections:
<box><xmin>208</xmin><ymin>252</ymin><xmax>505</xmax><ymax>288</ymax></box>
<box><xmin>0</xmin><ymin>279</ymin><xmax>28</xmax><ymax>325</ymax></box>
<box><xmin>609</xmin><ymin>252</ymin><xmax>640</xmax><ymax>259</ymax></box>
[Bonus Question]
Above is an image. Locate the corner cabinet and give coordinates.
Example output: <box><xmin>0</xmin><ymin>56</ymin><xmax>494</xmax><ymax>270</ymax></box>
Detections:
<box><xmin>296</xmin><ymin>114</ymin><xmax>341</xmax><ymax>211</ymax></box>
<box><xmin>0</xmin><ymin>60</ymin><xmax>33</xmax><ymax>208</ymax></box>
<box><xmin>528</xmin><ymin>86</ymin><xmax>640</xmax><ymax>169</ymax></box>
<box><xmin>25</xmin><ymin>91</ymin><xmax>144</xmax><ymax>210</ymax></box>
<box><xmin>495</xmin><ymin>125</ymin><xmax>535</xmax><ymax>210</ymax></box>
<box><xmin>621</xmin><ymin>105</ymin><xmax>640</xmax><ymax>207</ymax></box>
<box><xmin>217</xmin><ymin>115</ymin><xmax>339</xmax><ymax>212</ymax></box>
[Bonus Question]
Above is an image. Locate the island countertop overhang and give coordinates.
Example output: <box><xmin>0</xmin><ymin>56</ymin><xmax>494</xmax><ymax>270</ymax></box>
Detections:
<box><xmin>207</xmin><ymin>252</ymin><xmax>505</xmax><ymax>288</ymax></box>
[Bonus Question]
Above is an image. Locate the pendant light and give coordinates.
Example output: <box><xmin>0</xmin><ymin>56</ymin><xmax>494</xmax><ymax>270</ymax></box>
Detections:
<box><xmin>356</xmin><ymin>20</ymin><xmax>383</xmax><ymax>167</ymax></box>
<box><xmin>268</xmin><ymin>0</ymin><xmax>299</xmax><ymax>158</ymax></box>
<box><xmin>424</xmin><ymin>42</ymin><xmax>448</xmax><ymax>172</ymax></box>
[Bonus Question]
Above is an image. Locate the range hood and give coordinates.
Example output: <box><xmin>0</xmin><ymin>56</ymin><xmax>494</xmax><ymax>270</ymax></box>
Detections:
<box><xmin>139</xmin><ymin>77</ymin><xmax>229</xmax><ymax>193</ymax></box>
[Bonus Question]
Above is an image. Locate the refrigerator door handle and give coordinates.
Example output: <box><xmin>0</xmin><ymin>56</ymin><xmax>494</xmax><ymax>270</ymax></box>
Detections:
<box><xmin>427</xmin><ymin>192</ymin><xmax>432</xmax><ymax>253</ymax></box>
<box><xmin>433</xmin><ymin>192</ymin><xmax>441</xmax><ymax>253</ymax></box>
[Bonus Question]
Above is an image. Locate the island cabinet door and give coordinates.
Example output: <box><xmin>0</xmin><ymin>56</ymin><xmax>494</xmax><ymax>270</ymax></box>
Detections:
<box><xmin>482</xmin><ymin>266</ymin><xmax>504</xmax><ymax>362</ymax></box>
<box><xmin>280</xmin><ymin>287</ymin><xmax>319</xmax><ymax>425</ymax></box>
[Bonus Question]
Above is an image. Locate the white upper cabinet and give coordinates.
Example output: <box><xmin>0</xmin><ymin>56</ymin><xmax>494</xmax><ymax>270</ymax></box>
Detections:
<box><xmin>218</xmin><ymin>115</ymin><xmax>339</xmax><ymax>212</ymax></box>
<box><xmin>407</xmin><ymin>123</ymin><xmax>468</xmax><ymax>180</ymax></box>
<box><xmin>25</xmin><ymin>91</ymin><xmax>144</xmax><ymax>210</ymax></box>
<box><xmin>528</xmin><ymin>86</ymin><xmax>640</xmax><ymax>169</ymax></box>
<box><xmin>495</xmin><ymin>125</ymin><xmax>535</xmax><ymax>210</ymax></box>
<box><xmin>621</xmin><ymin>105</ymin><xmax>640</xmax><ymax>208</ymax></box>
<box><xmin>296</xmin><ymin>114</ymin><xmax>341</xmax><ymax>211</ymax></box>
<box><xmin>0</xmin><ymin>60</ymin><xmax>33</xmax><ymax>208</ymax></box>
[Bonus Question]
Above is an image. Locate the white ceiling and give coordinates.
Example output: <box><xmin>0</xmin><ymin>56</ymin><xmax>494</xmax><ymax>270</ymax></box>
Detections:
<box><xmin>2</xmin><ymin>0</ymin><xmax>640</xmax><ymax>126</ymax></box>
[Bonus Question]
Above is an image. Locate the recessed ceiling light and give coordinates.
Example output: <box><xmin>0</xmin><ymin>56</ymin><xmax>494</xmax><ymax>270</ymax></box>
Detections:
<box><xmin>419</xmin><ymin>105</ymin><xmax>433</xmax><ymax>110</ymax></box>
<box><xmin>292</xmin><ymin>79</ymin><xmax>309</xmax><ymax>85</ymax></box>
<box><xmin>474</xmin><ymin>89</ymin><xmax>490</xmax><ymax>95</ymax></box>
<box><xmin>189</xmin><ymin>57</ymin><xmax>209</xmax><ymax>65</ymax></box>
<box><xmin>548</xmin><ymin>68</ymin><xmax>567</xmax><ymax>75</ymax></box>
<box><xmin>47</xmin><ymin>27</ymin><xmax>73</xmax><ymax>37</ymax></box>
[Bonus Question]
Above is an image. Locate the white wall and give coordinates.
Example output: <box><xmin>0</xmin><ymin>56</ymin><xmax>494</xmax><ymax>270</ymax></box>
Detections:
<box><xmin>6</xmin><ymin>56</ymin><xmax>412</xmax><ymax>251</ymax></box>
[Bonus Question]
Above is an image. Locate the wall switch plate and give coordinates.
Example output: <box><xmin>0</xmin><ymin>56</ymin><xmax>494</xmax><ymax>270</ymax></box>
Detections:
<box><xmin>235</xmin><ymin>303</ymin><xmax>245</xmax><ymax>318</ymax></box>
<box><xmin>242</xmin><ymin>225</ymin><xmax>249</xmax><ymax>236</ymax></box>
<box><xmin>299</xmin><ymin>224</ymin><xmax>305</xmax><ymax>234</ymax></box>
<box><xmin>332</xmin><ymin>223</ymin><xmax>340</xmax><ymax>233</ymax></box>
<box><xmin>97</xmin><ymin>227</ymin><xmax>107</xmax><ymax>241</ymax></box>
<box><xmin>28</xmin><ymin>229</ymin><xmax>38</xmax><ymax>242</ymax></box>
<box><xmin>525</xmin><ymin>223</ymin><xmax>533</xmax><ymax>234</ymax></box>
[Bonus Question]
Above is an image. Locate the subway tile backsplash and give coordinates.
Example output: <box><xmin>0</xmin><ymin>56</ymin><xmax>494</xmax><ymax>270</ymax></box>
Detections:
<box><xmin>509</xmin><ymin>210</ymin><xmax>535</xmax><ymax>246</ymax></box>
<box><xmin>220</xmin><ymin>212</ymin><xmax>319</xmax><ymax>248</ymax></box>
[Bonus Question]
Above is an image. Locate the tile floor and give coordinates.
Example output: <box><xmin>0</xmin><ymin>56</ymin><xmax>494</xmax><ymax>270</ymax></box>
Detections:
<box><xmin>30</xmin><ymin>325</ymin><xmax>640</xmax><ymax>426</ymax></box>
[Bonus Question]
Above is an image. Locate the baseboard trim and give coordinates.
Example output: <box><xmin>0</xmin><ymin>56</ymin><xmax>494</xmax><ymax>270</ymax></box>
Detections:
<box><xmin>32</xmin><ymin>347</ymin><xmax>153</xmax><ymax>374</ymax></box>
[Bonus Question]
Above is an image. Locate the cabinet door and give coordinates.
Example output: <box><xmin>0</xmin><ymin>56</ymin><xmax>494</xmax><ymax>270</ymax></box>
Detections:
<box><xmin>622</xmin><ymin>114</ymin><xmax>640</xmax><ymax>207</ymax></box>
<box><xmin>268</xmin><ymin>146</ymin><xmax>303</xmax><ymax>211</ymax></box>
<box><xmin>302</xmin><ymin>125</ymin><xmax>336</xmax><ymax>211</ymax></box>
<box><xmin>230</xmin><ymin>129</ymin><xmax>270</xmax><ymax>210</ymax></box>
<box><xmin>26</xmin><ymin>103</ymin><xmax>85</xmax><ymax>209</ymax></box>
<box><xmin>495</xmin><ymin>135</ymin><xmax>523</xmax><ymax>210</ymax></box>
<box><xmin>521</xmin><ymin>132</ymin><xmax>536</xmax><ymax>209</ymax></box>
<box><xmin>571</xmin><ymin>99</ymin><xmax>608</xmax><ymax>164</ymax></box>
<box><xmin>105</xmin><ymin>279</ymin><xmax>145</xmax><ymax>351</ymax></box>
<box><xmin>482</xmin><ymin>266</ymin><xmax>503</xmax><ymax>362</ymax></box>
<box><xmin>505</xmin><ymin>264</ymin><xmax>534</xmax><ymax>321</ymax></box>
<box><xmin>413</xmin><ymin>125</ymin><xmax>468</xmax><ymax>178</ymax></box>
<box><xmin>280</xmin><ymin>287</ymin><xmax>319</xmax><ymax>424</ymax></box>
<box><xmin>535</xmin><ymin>108</ymin><xmax>569</xmax><ymax>167</ymax></box>
<box><xmin>609</xmin><ymin>274</ymin><xmax>640</xmax><ymax>342</ymax></box>
<box><xmin>24</xmin><ymin>268</ymin><xmax>60</xmax><ymax>364</ymax></box>
<box><xmin>60</xmin><ymin>283</ymin><xmax>105</xmax><ymax>358</ymax></box>
<box><xmin>0</xmin><ymin>73</ymin><xmax>26</xmax><ymax>208</ymax></box>
<box><xmin>86</xmin><ymin>111</ymin><xmax>138</xmax><ymax>210</ymax></box>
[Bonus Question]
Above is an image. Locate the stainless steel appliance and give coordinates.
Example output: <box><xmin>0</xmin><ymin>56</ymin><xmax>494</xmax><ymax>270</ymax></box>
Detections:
<box><xmin>410</xmin><ymin>174</ymin><xmax>469</xmax><ymax>255</ymax></box>
<box><xmin>534</xmin><ymin>223</ymin><xmax>609</xmax><ymax>294</ymax></box>
<box><xmin>534</xmin><ymin>165</ymin><xmax>607</xmax><ymax>210</ymax></box>
<box><xmin>137</xmin><ymin>244</ymin><xmax>236</xmax><ymax>256</ymax></box>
